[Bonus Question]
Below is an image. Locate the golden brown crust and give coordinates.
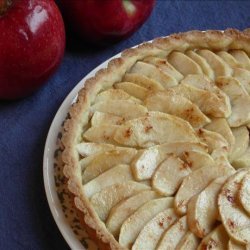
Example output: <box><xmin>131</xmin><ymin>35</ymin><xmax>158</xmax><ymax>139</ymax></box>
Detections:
<box><xmin>61</xmin><ymin>29</ymin><xmax>250</xmax><ymax>249</ymax></box>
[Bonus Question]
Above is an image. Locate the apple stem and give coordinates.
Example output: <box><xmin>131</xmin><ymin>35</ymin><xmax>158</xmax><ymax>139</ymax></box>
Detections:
<box><xmin>0</xmin><ymin>0</ymin><xmax>12</xmax><ymax>16</ymax></box>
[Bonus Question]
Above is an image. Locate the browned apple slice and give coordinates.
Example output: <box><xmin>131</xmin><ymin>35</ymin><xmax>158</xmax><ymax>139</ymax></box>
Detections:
<box><xmin>187</xmin><ymin>176</ymin><xmax>228</xmax><ymax>238</ymax></box>
<box><xmin>115</xmin><ymin>81</ymin><xmax>148</xmax><ymax>100</ymax></box>
<box><xmin>119</xmin><ymin>197</ymin><xmax>174</xmax><ymax>248</ymax></box>
<box><xmin>82</xmin><ymin>164</ymin><xmax>133</xmax><ymax>198</ymax></box>
<box><xmin>176</xmin><ymin>231</ymin><xmax>200</xmax><ymax>250</ymax></box>
<box><xmin>168</xmin><ymin>51</ymin><xmax>203</xmax><ymax>76</ymax></box>
<box><xmin>179</xmin><ymin>150</ymin><xmax>214</xmax><ymax>171</ymax></box>
<box><xmin>211</xmin><ymin>147</ymin><xmax>234</xmax><ymax>171</ymax></box>
<box><xmin>217</xmin><ymin>51</ymin><xmax>241</xmax><ymax>68</ymax></box>
<box><xmin>91</xmin><ymin>111</ymin><xmax>125</xmax><ymax>126</ymax></box>
<box><xmin>197</xmin><ymin>224</ymin><xmax>229</xmax><ymax>250</ymax></box>
<box><xmin>233</xmin><ymin>147</ymin><xmax>250</xmax><ymax>169</ymax></box>
<box><xmin>143</xmin><ymin>56</ymin><xmax>184</xmax><ymax>81</ymax></box>
<box><xmin>186</xmin><ymin>50</ymin><xmax>215</xmax><ymax>79</ymax></box>
<box><xmin>157</xmin><ymin>216</ymin><xmax>188</xmax><ymax>250</ymax></box>
<box><xmin>239</xmin><ymin>172</ymin><xmax>250</xmax><ymax>215</ymax></box>
<box><xmin>173</xmin><ymin>83</ymin><xmax>229</xmax><ymax>118</ymax></box>
<box><xmin>132</xmin><ymin>141</ymin><xmax>208</xmax><ymax>180</ymax></box>
<box><xmin>229</xmin><ymin>50</ymin><xmax>250</xmax><ymax>70</ymax></box>
<box><xmin>123</xmin><ymin>73</ymin><xmax>165</xmax><ymax>91</ymax></box>
<box><xmin>197</xmin><ymin>49</ymin><xmax>233</xmax><ymax>77</ymax></box>
<box><xmin>95</xmin><ymin>88</ymin><xmax>141</xmax><ymax>104</ymax></box>
<box><xmin>216</xmin><ymin>76</ymin><xmax>250</xmax><ymax>127</ymax></box>
<box><xmin>180</xmin><ymin>74</ymin><xmax>231</xmax><ymax>116</ymax></box>
<box><xmin>233</xmin><ymin>68</ymin><xmax>250</xmax><ymax>94</ymax></box>
<box><xmin>218</xmin><ymin>169</ymin><xmax>250</xmax><ymax>244</ymax></box>
<box><xmin>228</xmin><ymin>239</ymin><xmax>246</xmax><ymax>250</ymax></box>
<box><xmin>129</xmin><ymin>61</ymin><xmax>178</xmax><ymax>88</ymax></box>
<box><xmin>83</xmin><ymin>124</ymin><xmax>119</xmax><ymax>144</ymax></box>
<box><xmin>132</xmin><ymin>208</ymin><xmax>177</xmax><ymax>250</ymax></box>
<box><xmin>205</xmin><ymin>118</ymin><xmax>235</xmax><ymax>151</ymax></box>
<box><xmin>114</xmin><ymin>111</ymin><xmax>198</xmax><ymax>148</ymax></box>
<box><xmin>230</xmin><ymin>126</ymin><xmax>249</xmax><ymax>162</ymax></box>
<box><xmin>145</xmin><ymin>90</ymin><xmax>210</xmax><ymax>128</ymax></box>
<box><xmin>82</xmin><ymin>148</ymin><xmax>137</xmax><ymax>183</ymax></box>
<box><xmin>90</xmin><ymin>181</ymin><xmax>149</xmax><ymax>221</ymax></box>
<box><xmin>196</xmin><ymin>128</ymin><xmax>229</xmax><ymax>153</ymax></box>
<box><xmin>175</xmin><ymin>164</ymin><xmax>235</xmax><ymax>215</ymax></box>
<box><xmin>76</xmin><ymin>142</ymin><xmax>115</xmax><ymax>157</ymax></box>
<box><xmin>91</xmin><ymin>100</ymin><xmax>148</xmax><ymax>120</ymax></box>
<box><xmin>106</xmin><ymin>190</ymin><xmax>159</xmax><ymax>237</ymax></box>
<box><xmin>152</xmin><ymin>155</ymin><xmax>192</xmax><ymax>196</ymax></box>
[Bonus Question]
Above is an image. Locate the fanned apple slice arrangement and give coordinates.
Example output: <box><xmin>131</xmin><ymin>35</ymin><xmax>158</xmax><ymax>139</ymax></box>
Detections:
<box><xmin>62</xmin><ymin>30</ymin><xmax>250</xmax><ymax>249</ymax></box>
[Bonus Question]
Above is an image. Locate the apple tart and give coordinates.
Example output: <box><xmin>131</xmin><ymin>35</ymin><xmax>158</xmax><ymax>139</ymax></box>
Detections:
<box><xmin>62</xmin><ymin>29</ymin><xmax>250</xmax><ymax>249</ymax></box>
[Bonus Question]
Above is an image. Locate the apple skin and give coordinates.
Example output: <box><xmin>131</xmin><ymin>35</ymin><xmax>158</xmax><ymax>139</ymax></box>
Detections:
<box><xmin>0</xmin><ymin>0</ymin><xmax>65</xmax><ymax>99</ymax></box>
<box><xmin>58</xmin><ymin>0</ymin><xmax>155</xmax><ymax>45</ymax></box>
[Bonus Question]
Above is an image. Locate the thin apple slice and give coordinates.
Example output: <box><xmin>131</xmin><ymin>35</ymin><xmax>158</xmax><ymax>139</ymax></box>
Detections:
<box><xmin>91</xmin><ymin>100</ymin><xmax>147</xmax><ymax>120</ymax></box>
<box><xmin>180</xmin><ymin>74</ymin><xmax>231</xmax><ymax>116</ymax></box>
<box><xmin>95</xmin><ymin>88</ymin><xmax>141</xmax><ymax>104</ymax></box>
<box><xmin>132</xmin><ymin>142</ymin><xmax>208</xmax><ymax>180</ymax></box>
<box><xmin>233</xmin><ymin>68</ymin><xmax>250</xmax><ymax>95</ymax></box>
<box><xmin>82</xmin><ymin>164</ymin><xmax>133</xmax><ymax>198</ymax></box>
<box><xmin>91</xmin><ymin>111</ymin><xmax>125</xmax><ymax>126</ymax></box>
<box><xmin>239</xmin><ymin>172</ymin><xmax>250</xmax><ymax>215</ymax></box>
<box><xmin>186</xmin><ymin>50</ymin><xmax>215</xmax><ymax>80</ymax></box>
<box><xmin>145</xmin><ymin>90</ymin><xmax>210</xmax><ymax>128</ymax></box>
<box><xmin>76</xmin><ymin>142</ymin><xmax>115</xmax><ymax>157</ymax></box>
<box><xmin>143</xmin><ymin>56</ymin><xmax>184</xmax><ymax>81</ymax></box>
<box><xmin>197</xmin><ymin>224</ymin><xmax>229</xmax><ymax>250</ymax></box>
<box><xmin>205</xmin><ymin>118</ymin><xmax>235</xmax><ymax>151</ymax></box>
<box><xmin>106</xmin><ymin>190</ymin><xmax>159</xmax><ymax>237</ymax></box>
<box><xmin>152</xmin><ymin>155</ymin><xmax>192</xmax><ymax>196</ymax></box>
<box><xmin>132</xmin><ymin>208</ymin><xmax>177</xmax><ymax>250</ymax></box>
<box><xmin>168</xmin><ymin>51</ymin><xmax>203</xmax><ymax>76</ymax></box>
<box><xmin>228</xmin><ymin>239</ymin><xmax>245</xmax><ymax>250</ymax></box>
<box><xmin>218</xmin><ymin>169</ymin><xmax>250</xmax><ymax>244</ymax></box>
<box><xmin>90</xmin><ymin>181</ymin><xmax>149</xmax><ymax>221</ymax></box>
<box><xmin>157</xmin><ymin>216</ymin><xmax>188</xmax><ymax>250</ymax></box>
<box><xmin>114</xmin><ymin>111</ymin><xmax>198</xmax><ymax>148</ymax></box>
<box><xmin>123</xmin><ymin>73</ymin><xmax>164</xmax><ymax>91</ymax></box>
<box><xmin>175</xmin><ymin>164</ymin><xmax>235</xmax><ymax>215</ymax></box>
<box><xmin>229</xmin><ymin>50</ymin><xmax>250</xmax><ymax>70</ymax></box>
<box><xmin>217</xmin><ymin>51</ymin><xmax>241</xmax><ymax>68</ymax></box>
<box><xmin>197</xmin><ymin>49</ymin><xmax>233</xmax><ymax>77</ymax></box>
<box><xmin>82</xmin><ymin>148</ymin><xmax>137</xmax><ymax>183</ymax></box>
<box><xmin>129</xmin><ymin>61</ymin><xmax>178</xmax><ymax>88</ymax></box>
<box><xmin>233</xmin><ymin>147</ymin><xmax>250</xmax><ymax>169</ymax></box>
<box><xmin>187</xmin><ymin>176</ymin><xmax>228</xmax><ymax>238</ymax></box>
<box><xmin>176</xmin><ymin>231</ymin><xmax>200</xmax><ymax>250</ymax></box>
<box><xmin>211</xmin><ymin>147</ymin><xmax>235</xmax><ymax>171</ymax></box>
<box><xmin>114</xmin><ymin>81</ymin><xmax>148</xmax><ymax>100</ymax></box>
<box><xmin>230</xmin><ymin>126</ymin><xmax>249</xmax><ymax>162</ymax></box>
<box><xmin>173</xmin><ymin>83</ymin><xmax>229</xmax><ymax>118</ymax></box>
<box><xmin>216</xmin><ymin>76</ymin><xmax>250</xmax><ymax>127</ymax></box>
<box><xmin>83</xmin><ymin>124</ymin><xmax>119</xmax><ymax>144</ymax></box>
<box><xmin>179</xmin><ymin>150</ymin><xmax>214</xmax><ymax>171</ymax></box>
<box><xmin>119</xmin><ymin>197</ymin><xmax>174</xmax><ymax>248</ymax></box>
<box><xmin>196</xmin><ymin>128</ymin><xmax>229</xmax><ymax>153</ymax></box>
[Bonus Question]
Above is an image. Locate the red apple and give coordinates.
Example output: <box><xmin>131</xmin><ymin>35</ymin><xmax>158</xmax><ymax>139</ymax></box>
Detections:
<box><xmin>0</xmin><ymin>0</ymin><xmax>65</xmax><ymax>99</ymax></box>
<box><xmin>58</xmin><ymin>0</ymin><xmax>155</xmax><ymax>45</ymax></box>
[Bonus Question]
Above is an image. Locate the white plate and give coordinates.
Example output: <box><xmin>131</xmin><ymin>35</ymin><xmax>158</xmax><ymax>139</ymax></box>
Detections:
<box><xmin>43</xmin><ymin>52</ymin><xmax>121</xmax><ymax>249</ymax></box>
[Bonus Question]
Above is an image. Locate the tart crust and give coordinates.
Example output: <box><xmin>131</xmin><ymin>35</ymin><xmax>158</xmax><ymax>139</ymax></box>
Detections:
<box><xmin>62</xmin><ymin>29</ymin><xmax>250</xmax><ymax>249</ymax></box>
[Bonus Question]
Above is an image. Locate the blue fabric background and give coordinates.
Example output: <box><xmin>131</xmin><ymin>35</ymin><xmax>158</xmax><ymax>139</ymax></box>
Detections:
<box><xmin>0</xmin><ymin>1</ymin><xmax>250</xmax><ymax>249</ymax></box>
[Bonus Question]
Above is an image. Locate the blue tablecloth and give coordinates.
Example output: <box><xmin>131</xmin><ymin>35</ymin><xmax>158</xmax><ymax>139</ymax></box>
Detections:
<box><xmin>1</xmin><ymin>1</ymin><xmax>250</xmax><ymax>249</ymax></box>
